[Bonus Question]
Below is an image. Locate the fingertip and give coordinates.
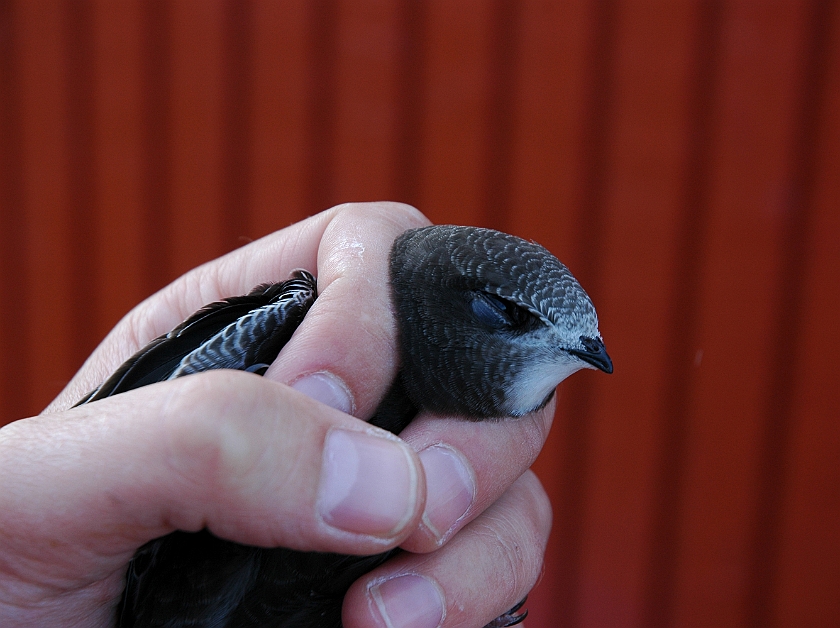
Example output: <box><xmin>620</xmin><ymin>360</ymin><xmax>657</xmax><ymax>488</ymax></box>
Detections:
<box><xmin>400</xmin><ymin>444</ymin><xmax>476</xmax><ymax>553</ymax></box>
<box><xmin>289</xmin><ymin>371</ymin><xmax>356</xmax><ymax>415</ymax></box>
<box><xmin>343</xmin><ymin>571</ymin><xmax>446</xmax><ymax>628</ymax></box>
<box><xmin>368</xmin><ymin>574</ymin><xmax>446</xmax><ymax>628</ymax></box>
<box><xmin>343</xmin><ymin>472</ymin><xmax>549</xmax><ymax>628</ymax></box>
<box><xmin>317</xmin><ymin>427</ymin><xmax>425</xmax><ymax>541</ymax></box>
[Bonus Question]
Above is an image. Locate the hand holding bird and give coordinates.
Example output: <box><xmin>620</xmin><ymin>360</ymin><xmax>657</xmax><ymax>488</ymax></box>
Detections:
<box><xmin>0</xmin><ymin>203</ymin><xmax>608</xmax><ymax>628</ymax></box>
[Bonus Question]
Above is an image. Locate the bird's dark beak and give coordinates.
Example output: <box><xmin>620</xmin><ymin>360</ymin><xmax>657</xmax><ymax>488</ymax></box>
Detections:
<box><xmin>569</xmin><ymin>336</ymin><xmax>613</xmax><ymax>374</ymax></box>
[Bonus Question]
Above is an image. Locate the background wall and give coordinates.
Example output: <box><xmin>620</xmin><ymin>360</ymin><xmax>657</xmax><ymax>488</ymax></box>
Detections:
<box><xmin>1</xmin><ymin>1</ymin><xmax>838</xmax><ymax>626</ymax></box>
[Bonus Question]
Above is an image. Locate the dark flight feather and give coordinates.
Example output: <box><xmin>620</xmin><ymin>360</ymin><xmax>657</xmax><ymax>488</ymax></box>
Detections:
<box><xmin>78</xmin><ymin>272</ymin><xmax>317</xmax><ymax>404</ymax></box>
<box><xmin>78</xmin><ymin>226</ymin><xmax>612</xmax><ymax>628</ymax></box>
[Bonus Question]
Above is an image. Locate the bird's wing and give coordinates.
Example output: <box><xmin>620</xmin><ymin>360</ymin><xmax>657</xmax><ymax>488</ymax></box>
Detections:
<box><xmin>77</xmin><ymin>271</ymin><xmax>317</xmax><ymax>404</ymax></box>
<box><xmin>120</xmin><ymin>531</ymin><xmax>263</xmax><ymax>628</ymax></box>
<box><xmin>93</xmin><ymin>271</ymin><xmax>317</xmax><ymax>628</ymax></box>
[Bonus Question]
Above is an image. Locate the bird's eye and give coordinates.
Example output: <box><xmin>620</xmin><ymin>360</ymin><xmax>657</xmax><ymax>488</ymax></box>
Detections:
<box><xmin>580</xmin><ymin>336</ymin><xmax>603</xmax><ymax>352</ymax></box>
<box><xmin>470</xmin><ymin>292</ymin><xmax>532</xmax><ymax>330</ymax></box>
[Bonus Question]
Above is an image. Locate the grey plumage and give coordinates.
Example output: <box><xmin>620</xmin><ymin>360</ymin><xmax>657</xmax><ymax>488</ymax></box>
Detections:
<box><xmin>79</xmin><ymin>225</ymin><xmax>612</xmax><ymax>628</ymax></box>
<box><xmin>77</xmin><ymin>272</ymin><xmax>317</xmax><ymax>403</ymax></box>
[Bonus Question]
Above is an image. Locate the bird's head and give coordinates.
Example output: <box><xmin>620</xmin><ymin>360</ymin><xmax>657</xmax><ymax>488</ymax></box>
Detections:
<box><xmin>390</xmin><ymin>225</ymin><xmax>613</xmax><ymax>418</ymax></box>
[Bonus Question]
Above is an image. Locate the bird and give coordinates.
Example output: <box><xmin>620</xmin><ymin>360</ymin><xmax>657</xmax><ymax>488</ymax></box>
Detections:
<box><xmin>77</xmin><ymin>225</ymin><xmax>613</xmax><ymax>628</ymax></box>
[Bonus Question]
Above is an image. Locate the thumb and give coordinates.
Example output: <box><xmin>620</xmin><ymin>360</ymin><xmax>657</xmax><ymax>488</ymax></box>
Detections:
<box><xmin>0</xmin><ymin>370</ymin><xmax>425</xmax><ymax>581</ymax></box>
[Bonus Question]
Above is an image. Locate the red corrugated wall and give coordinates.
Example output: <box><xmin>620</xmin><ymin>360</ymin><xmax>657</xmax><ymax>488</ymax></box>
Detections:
<box><xmin>1</xmin><ymin>1</ymin><xmax>838</xmax><ymax>626</ymax></box>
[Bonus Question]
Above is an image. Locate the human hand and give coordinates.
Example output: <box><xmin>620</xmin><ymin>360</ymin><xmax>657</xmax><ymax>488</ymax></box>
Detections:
<box><xmin>0</xmin><ymin>203</ymin><xmax>552</xmax><ymax>627</ymax></box>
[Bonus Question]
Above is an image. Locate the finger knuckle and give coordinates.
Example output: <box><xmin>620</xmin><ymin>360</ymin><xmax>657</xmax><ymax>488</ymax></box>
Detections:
<box><xmin>475</xmin><ymin>507</ymin><xmax>545</xmax><ymax>603</ymax></box>
<box><xmin>161</xmin><ymin>372</ymin><xmax>264</xmax><ymax>495</ymax></box>
<box><xmin>331</xmin><ymin>201</ymin><xmax>427</xmax><ymax>229</ymax></box>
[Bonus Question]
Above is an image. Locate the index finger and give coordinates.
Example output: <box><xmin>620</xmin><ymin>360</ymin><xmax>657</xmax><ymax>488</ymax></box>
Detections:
<box><xmin>265</xmin><ymin>202</ymin><xmax>430</xmax><ymax>418</ymax></box>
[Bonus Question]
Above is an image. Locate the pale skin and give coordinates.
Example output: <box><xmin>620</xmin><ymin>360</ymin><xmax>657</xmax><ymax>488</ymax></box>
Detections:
<box><xmin>0</xmin><ymin>203</ymin><xmax>552</xmax><ymax>628</ymax></box>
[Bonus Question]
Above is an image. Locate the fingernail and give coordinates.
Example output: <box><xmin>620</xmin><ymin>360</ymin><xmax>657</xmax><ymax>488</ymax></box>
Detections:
<box><xmin>318</xmin><ymin>429</ymin><xmax>419</xmax><ymax>537</ymax></box>
<box><xmin>370</xmin><ymin>575</ymin><xmax>445</xmax><ymax>628</ymax></box>
<box><xmin>291</xmin><ymin>372</ymin><xmax>354</xmax><ymax>414</ymax></box>
<box><xmin>418</xmin><ymin>445</ymin><xmax>475</xmax><ymax>543</ymax></box>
